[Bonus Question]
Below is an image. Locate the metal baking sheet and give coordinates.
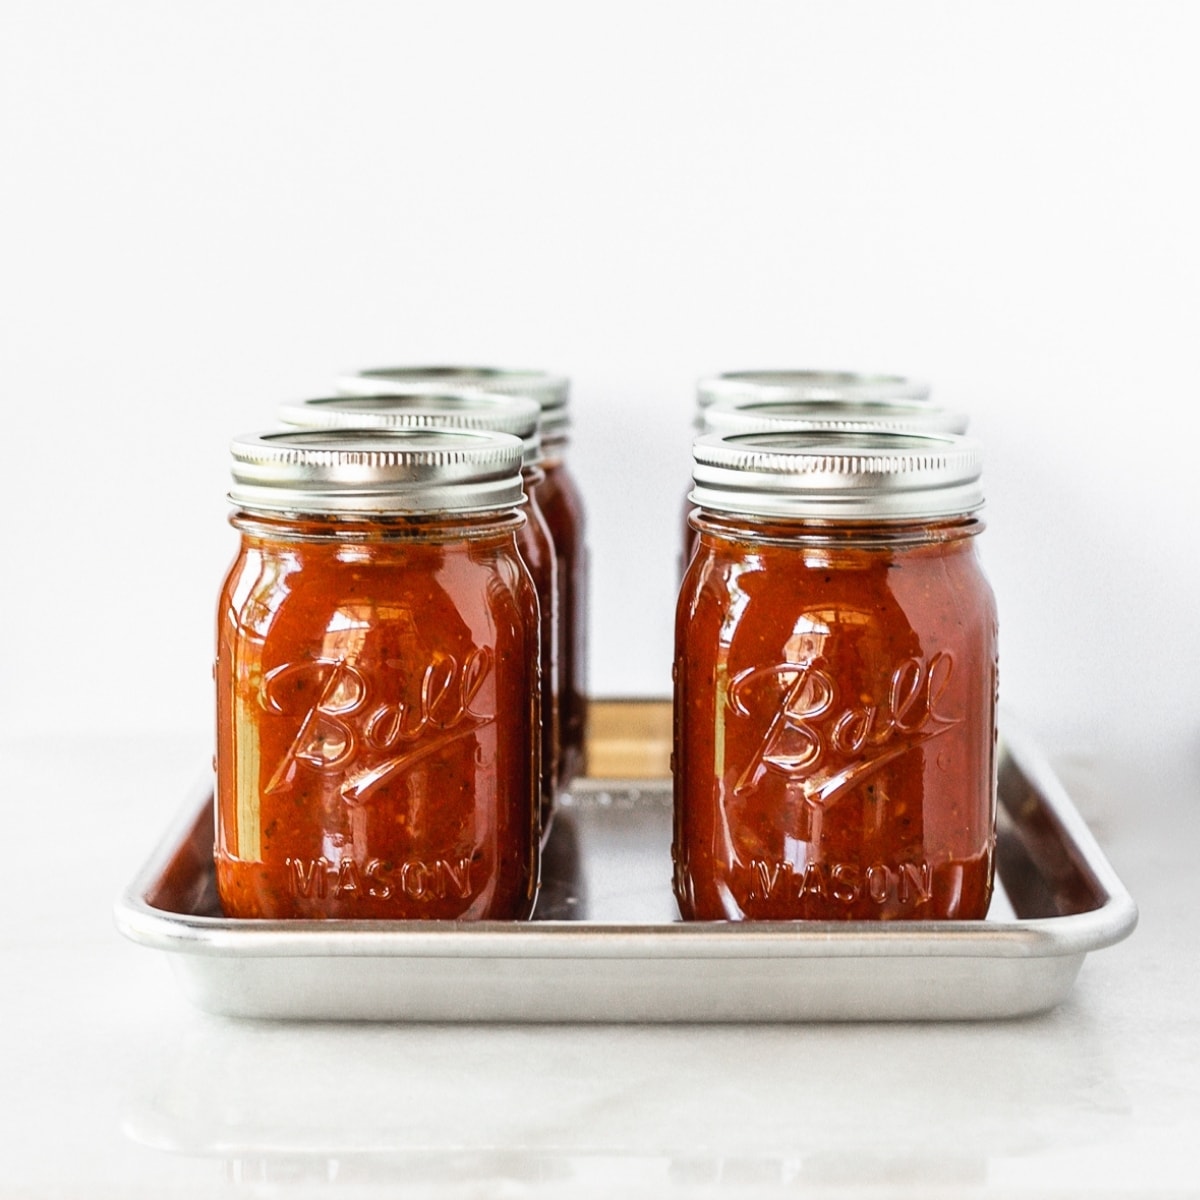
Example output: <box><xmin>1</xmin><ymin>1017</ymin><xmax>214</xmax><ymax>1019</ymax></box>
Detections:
<box><xmin>115</xmin><ymin>723</ymin><xmax>1136</xmax><ymax>1022</ymax></box>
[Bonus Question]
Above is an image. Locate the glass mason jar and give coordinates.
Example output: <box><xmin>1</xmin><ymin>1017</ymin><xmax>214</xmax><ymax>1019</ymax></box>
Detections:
<box><xmin>338</xmin><ymin>366</ymin><xmax>589</xmax><ymax>789</ymax></box>
<box><xmin>215</xmin><ymin>427</ymin><xmax>541</xmax><ymax>920</ymax></box>
<box><xmin>277</xmin><ymin>391</ymin><xmax>560</xmax><ymax>842</ymax></box>
<box><xmin>673</xmin><ymin>430</ymin><xmax>998</xmax><ymax>921</ymax></box>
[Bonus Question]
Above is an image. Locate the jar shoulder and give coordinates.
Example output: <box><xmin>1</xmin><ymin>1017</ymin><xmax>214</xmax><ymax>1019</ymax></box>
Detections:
<box><xmin>218</xmin><ymin>536</ymin><xmax>538</xmax><ymax>649</ymax></box>
<box><xmin>678</xmin><ymin>533</ymin><xmax>996</xmax><ymax>655</ymax></box>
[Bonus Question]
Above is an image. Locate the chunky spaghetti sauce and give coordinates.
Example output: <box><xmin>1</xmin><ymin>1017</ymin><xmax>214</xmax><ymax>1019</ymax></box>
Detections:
<box><xmin>673</xmin><ymin>432</ymin><xmax>997</xmax><ymax>921</ymax></box>
<box><xmin>215</xmin><ymin>431</ymin><xmax>540</xmax><ymax>920</ymax></box>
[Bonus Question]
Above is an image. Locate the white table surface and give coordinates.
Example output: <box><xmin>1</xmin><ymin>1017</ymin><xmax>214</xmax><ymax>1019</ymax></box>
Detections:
<box><xmin>3</xmin><ymin>730</ymin><xmax>1196</xmax><ymax>1198</ymax></box>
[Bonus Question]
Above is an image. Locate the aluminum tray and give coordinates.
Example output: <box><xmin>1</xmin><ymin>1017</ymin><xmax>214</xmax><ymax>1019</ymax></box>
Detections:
<box><xmin>115</xmin><ymin>720</ymin><xmax>1136</xmax><ymax>1022</ymax></box>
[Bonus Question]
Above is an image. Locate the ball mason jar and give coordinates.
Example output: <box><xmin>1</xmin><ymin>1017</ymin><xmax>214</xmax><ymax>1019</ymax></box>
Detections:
<box><xmin>215</xmin><ymin>427</ymin><xmax>541</xmax><ymax>920</ymax></box>
<box><xmin>673</xmin><ymin>430</ymin><xmax>998</xmax><ymax>921</ymax></box>
<box><xmin>278</xmin><ymin>391</ymin><xmax>561</xmax><ymax>841</ymax></box>
<box><xmin>338</xmin><ymin>366</ymin><xmax>589</xmax><ymax>788</ymax></box>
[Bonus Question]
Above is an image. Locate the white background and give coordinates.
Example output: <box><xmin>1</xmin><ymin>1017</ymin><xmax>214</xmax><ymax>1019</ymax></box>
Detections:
<box><xmin>2</xmin><ymin>0</ymin><xmax>1197</xmax><ymax>757</ymax></box>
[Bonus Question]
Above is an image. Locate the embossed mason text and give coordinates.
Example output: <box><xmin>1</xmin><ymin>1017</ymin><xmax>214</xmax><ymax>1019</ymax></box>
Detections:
<box><xmin>285</xmin><ymin>855</ymin><xmax>475</xmax><ymax>902</ymax></box>
<box><xmin>746</xmin><ymin>858</ymin><xmax>934</xmax><ymax>907</ymax></box>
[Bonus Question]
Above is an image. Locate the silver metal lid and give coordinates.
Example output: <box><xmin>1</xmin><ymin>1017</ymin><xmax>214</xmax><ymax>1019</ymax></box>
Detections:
<box><xmin>336</xmin><ymin>366</ymin><xmax>571</xmax><ymax>435</ymax></box>
<box><xmin>229</xmin><ymin>428</ymin><xmax>527</xmax><ymax>516</ymax></box>
<box><xmin>703</xmin><ymin>397</ymin><xmax>968</xmax><ymax>437</ymax></box>
<box><xmin>696</xmin><ymin>370</ymin><xmax>933</xmax><ymax>410</ymax></box>
<box><xmin>278</xmin><ymin>392</ymin><xmax>543</xmax><ymax>466</ymax></box>
<box><xmin>691</xmin><ymin>430</ymin><xmax>984</xmax><ymax>521</ymax></box>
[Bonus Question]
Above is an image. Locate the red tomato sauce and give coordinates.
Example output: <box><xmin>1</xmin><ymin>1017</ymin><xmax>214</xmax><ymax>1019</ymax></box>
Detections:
<box><xmin>215</xmin><ymin>512</ymin><xmax>540</xmax><ymax>920</ymax></box>
<box><xmin>674</xmin><ymin>516</ymin><xmax>997</xmax><ymax>921</ymax></box>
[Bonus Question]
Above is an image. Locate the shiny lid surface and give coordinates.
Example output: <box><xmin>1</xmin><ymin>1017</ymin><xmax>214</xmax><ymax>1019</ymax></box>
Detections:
<box><xmin>697</xmin><ymin>370</ymin><xmax>932</xmax><ymax>410</ymax></box>
<box><xmin>703</xmin><ymin>397</ymin><xmax>968</xmax><ymax>436</ymax></box>
<box><xmin>229</xmin><ymin>427</ymin><xmax>527</xmax><ymax>516</ymax></box>
<box><xmin>278</xmin><ymin>392</ymin><xmax>543</xmax><ymax>465</ymax></box>
<box><xmin>691</xmin><ymin>430</ymin><xmax>984</xmax><ymax>521</ymax></box>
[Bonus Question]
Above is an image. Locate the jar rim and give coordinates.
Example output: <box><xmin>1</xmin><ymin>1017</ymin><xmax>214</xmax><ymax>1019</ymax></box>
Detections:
<box><xmin>228</xmin><ymin>427</ymin><xmax>528</xmax><ymax>516</ymax></box>
<box><xmin>338</xmin><ymin>364</ymin><xmax>568</xmax><ymax>404</ymax></box>
<box><xmin>277</xmin><ymin>391</ymin><xmax>544</xmax><ymax>465</ymax></box>
<box><xmin>702</xmin><ymin>397</ymin><xmax>968</xmax><ymax>436</ymax></box>
<box><xmin>690</xmin><ymin>429</ymin><xmax>984</xmax><ymax>521</ymax></box>
<box><xmin>696</xmin><ymin>370</ymin><xmax>932</xmax><ymax>409</ymax></box>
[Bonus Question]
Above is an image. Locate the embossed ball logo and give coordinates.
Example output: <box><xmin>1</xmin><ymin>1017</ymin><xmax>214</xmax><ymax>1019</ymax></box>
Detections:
<box><xmin>260</xmin><ymin>647</ymin><xmax>494</xmax><ymax>802</ymax></box>
<box><xmin>727</xmin><ymin>651</ymin><xmax>960</xmax><ymax>806</ymax></box>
